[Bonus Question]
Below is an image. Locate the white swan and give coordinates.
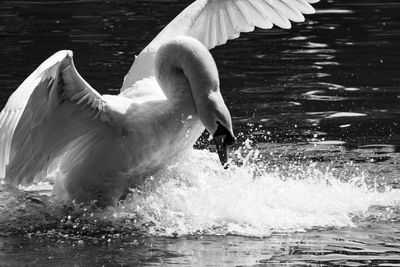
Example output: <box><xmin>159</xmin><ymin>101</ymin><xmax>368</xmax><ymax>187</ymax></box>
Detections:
<box><xmin>0</xmin><ymin>0</ymin><xmax>319</xmax><ymax>205</ymax></box>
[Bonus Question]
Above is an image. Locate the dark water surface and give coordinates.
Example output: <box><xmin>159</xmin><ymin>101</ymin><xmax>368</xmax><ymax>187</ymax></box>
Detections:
<box><xmin>1</xmin><ymin>0</ymin><xmax>400</xmax><ymax>266</ymax></box>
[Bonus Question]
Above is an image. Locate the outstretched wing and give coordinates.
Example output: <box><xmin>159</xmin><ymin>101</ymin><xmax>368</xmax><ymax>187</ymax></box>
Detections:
<box><xmin>0</xmin><ymin>50</ymin><xmax>118</xmax><ymax>185</ymax></box>
<box><xmin>121</xmin><ymin>0</ymin><xmax>320</xmax><ymax>90</ymax></box>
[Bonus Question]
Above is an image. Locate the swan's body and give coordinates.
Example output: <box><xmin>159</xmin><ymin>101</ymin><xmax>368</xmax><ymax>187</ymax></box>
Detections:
<box><xmin>0</xmin><ymin>0</ymin><xmax>319</xmax><ymax>205</ymax></box>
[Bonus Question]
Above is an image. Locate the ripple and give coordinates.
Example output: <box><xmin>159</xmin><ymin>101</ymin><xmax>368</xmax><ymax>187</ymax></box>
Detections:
<box><xmin>327</xmin><ymin>112</ymin><xmax>368</xmax><ymax>118</ymax></box>
<box><xmin>316</xmin><ymin>9</ymin><xmax>355</xmax><ymax>14</ymax></box>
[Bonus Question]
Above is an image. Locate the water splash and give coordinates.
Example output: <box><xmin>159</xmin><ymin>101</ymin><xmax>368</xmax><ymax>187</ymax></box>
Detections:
<box><xmin>1</xmin><ymin>148</ymin><xmax>400</xmax><ymax>238</ymax></box>
<box><xmin>100</xmin><ymin>149</ymin><xmax>400</xmax><ymax>237</ymax></box>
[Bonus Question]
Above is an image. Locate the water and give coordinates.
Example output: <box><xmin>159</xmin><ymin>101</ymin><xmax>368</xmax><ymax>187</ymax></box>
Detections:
<box><xmin>1</xmin><ymin>0</ymin><xmax>400</xmax><ymax>265</ymax></box>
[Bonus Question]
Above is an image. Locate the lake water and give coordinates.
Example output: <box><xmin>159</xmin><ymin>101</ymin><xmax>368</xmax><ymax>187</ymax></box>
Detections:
<box><xmin>1</xmin><ymin>0</ymin><xmax>400</xmax><ymax>266</ymax></box>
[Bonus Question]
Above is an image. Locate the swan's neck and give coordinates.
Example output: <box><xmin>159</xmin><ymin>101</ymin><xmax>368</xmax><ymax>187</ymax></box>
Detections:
<box><xmin>154</xmin><ymin>36</ymin><xmax>220</xmax><ymax>118</ymax></box>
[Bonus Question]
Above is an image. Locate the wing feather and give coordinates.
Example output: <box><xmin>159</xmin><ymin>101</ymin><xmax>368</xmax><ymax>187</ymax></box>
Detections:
<box><xmin>287</xmin><ymin>0</ymin><xmax>317</xmax><ymax>14</ymax></box>
<box><xmin>274</xmin><ymin>0</ymin><xmax>304</xmax><ymax>22</ymax></box>
<box><xmin>245</xmin><ymin>0</ymin><xmax>271</xmax><ymax>29</ymax></box>
<box><xmin>262</xmin><ymin>1</ymin><xmax>291</xmax><ymax>29</ymax></box>
<box><xmin>222</xmin><ymin>5</ymin><xmax>240</xmax><ymax>39</ymax></box>
<box><xmin>121</xmin><ymin>0</ymin><xmax>319</xmax><ymax>90</ymax></box>
<box><xmin>235</xmin><ymin>1</ymin><xmax>256</xmax><ymax>28</ymax></box>
<box><xmin>214</xmin><ymin>11</ymin><xmax>224</xmax><ymax>45</ymax></box>
<box><xmin>209</xmin><ymin>12</ymin><xmax>218</xmax><ymax>48</ymax></box>
<box><xmin>217</xmin><ymin>9</ymin><xmax>229</xmax><ymax>44</ymax></box>
<box><xmin>0</xmin><ymin>50</ymin><xmax>123</xmax><ymax>185</ymax></box>
<box><xmin>203</xmin><ymin>12</ymin><xmax>212</xmax><ymax>47</ymax></box>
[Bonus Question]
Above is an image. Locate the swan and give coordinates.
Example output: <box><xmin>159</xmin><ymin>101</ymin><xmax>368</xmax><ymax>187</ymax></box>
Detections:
<box><xmin>0</xmin><ymin>0</ymin><xmax>319</xmax><ymax>206</ymax></box>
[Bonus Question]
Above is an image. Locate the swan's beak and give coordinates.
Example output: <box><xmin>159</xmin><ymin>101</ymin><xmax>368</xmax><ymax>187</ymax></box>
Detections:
<box><xmin>213</xmin><ymin>121</ymin><xmax>236</xmax><ymax>168</ymax></box>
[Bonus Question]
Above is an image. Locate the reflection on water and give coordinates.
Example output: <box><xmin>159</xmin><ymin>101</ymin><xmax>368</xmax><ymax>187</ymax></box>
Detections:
<box><xmin>1</xmin><ymin>0</ymin><xmax>400</xmax><ymax>266</ymax></box>
<box><xmin>2</xmin><ymin>228</ymin><xmax>400</xmax><ymax>266</ymax></box>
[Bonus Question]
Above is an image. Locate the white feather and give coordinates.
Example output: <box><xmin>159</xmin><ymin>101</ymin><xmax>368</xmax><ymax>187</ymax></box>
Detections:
<box><xmin>0</xmin><ymin>51</ymin><xmax>128</xmax><ymax>185</ymax></box>
<box><xmin>121</xmin><ymin>0</ymin><xmax>319</xmax><ymax>90</ymax></box>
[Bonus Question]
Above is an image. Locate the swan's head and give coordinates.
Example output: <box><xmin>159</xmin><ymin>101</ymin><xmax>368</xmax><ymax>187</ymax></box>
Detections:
<box><xmin>212</xmin><ymin>121</ymin><xmax>236</xmax><ymax>168</ymax></box>
<box><xmin>155</xmin><ymin>36</ymin><xmax>236</xmax><ymax>165</ymax></box>
<box><xmin>198</xmin><ymin>92</ymin><xmax>236</xmax><ymax>167</ymax></box>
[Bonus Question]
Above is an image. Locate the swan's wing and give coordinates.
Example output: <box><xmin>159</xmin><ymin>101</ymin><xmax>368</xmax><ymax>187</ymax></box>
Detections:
<box><xmin>121</xmin><ymin>0</ymin><xmax>319</xmax><ymax>90</ymax></box>
<box><xmin>0</xmin><ymin>50</ymin><xmax>122</xmax><ymax>185</ymax></box>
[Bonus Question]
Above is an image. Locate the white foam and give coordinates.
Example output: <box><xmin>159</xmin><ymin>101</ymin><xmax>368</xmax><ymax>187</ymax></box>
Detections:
<box><xmin>100</xmin><ymin>150</ymin><xmax>400</xmax><ymax>237</ymax></box>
